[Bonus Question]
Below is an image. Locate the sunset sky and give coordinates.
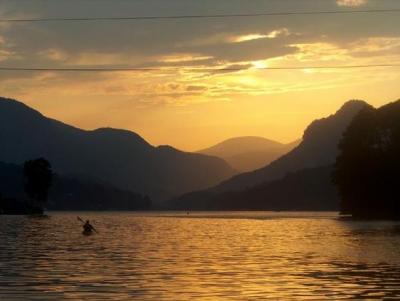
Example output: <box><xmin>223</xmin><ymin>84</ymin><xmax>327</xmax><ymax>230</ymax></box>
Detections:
<box><xmin>0</xmin><ymin>0</ymin><xmax>399</xmax><ymax>150</ymax></box>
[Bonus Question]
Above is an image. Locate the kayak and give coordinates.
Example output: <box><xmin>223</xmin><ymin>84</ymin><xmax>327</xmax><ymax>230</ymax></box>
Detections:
<box><xmin>82</xmin><ymin>230</ymin><xmax>93</xmax><ymax>236</ymax></box>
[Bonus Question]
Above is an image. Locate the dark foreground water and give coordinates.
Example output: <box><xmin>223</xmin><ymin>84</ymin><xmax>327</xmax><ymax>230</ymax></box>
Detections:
<box><xmin>1</xmin><ymin>212</ymin><xmax>400</xmax><ymax>300</ymax></box>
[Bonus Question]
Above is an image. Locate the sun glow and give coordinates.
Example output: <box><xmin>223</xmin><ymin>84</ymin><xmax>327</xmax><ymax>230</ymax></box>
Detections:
<box><xmin>0</xmin><ymin>1</ymin><xmax>398</xmax><ymax>151</ymax></box>
<box><xmin>251</xmin><ymin>60</ymin><xmax>269</xmax><ymax>69</ymax></box>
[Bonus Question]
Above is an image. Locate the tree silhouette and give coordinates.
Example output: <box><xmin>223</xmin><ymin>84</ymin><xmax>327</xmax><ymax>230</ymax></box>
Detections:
<box><xmin>332</xmin><ymin>101</ymin><xmax>400</xmax><ymax>219</ymax></box>
<box><xmin>24</xmin><ymin>158</ymin><xmax>53</xmax><ymax>211</ymax></box>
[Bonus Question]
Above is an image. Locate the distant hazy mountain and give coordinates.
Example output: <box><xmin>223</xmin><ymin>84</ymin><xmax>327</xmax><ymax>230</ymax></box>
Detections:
<box><xmin>198</xmin><ymin>136</ymin><xmax>300</xmax><ymax>172</ymax></box>
<box><xmin>0</xmin><ymin>97</ymin><xmax>235</xmax><ymax>201</ymax></box>
<box><xmin>172</xmin><ymin>100</ymin><xmax>370</xmax><ymax>209</ymax></box>
<box><xmin>0</xmin><ymin>161</ymin><xmax>151</xmax><ymax>211</ymax></box>
<box><xmin>172</xmin><ymin>165</ymin><xmax>338</xmax><ymax>211</ymax></box>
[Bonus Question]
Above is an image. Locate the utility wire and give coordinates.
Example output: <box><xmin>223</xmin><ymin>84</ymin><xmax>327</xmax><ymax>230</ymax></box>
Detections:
<box><xmin>1</xmin><ymin>9</ymin><xmax>400</xmax><ymax>22</ymax></box>
<box><xmin>0</xmin><ymin>64</ymin><xmax>399</xmax><ymax>72</ymax></box>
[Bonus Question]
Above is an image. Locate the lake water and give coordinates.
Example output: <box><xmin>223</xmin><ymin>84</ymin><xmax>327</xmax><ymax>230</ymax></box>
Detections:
<box><xmin>1</xmin><ymin>211</ymin><xmax>400</xmax><ymax>300</ymax></box>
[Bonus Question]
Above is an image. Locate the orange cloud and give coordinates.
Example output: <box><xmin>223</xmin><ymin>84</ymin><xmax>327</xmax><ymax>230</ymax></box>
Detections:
<box><xmin>336</xmin><ymin>0</ymin><xmax>367</xmax><ymax>7</ymax></box>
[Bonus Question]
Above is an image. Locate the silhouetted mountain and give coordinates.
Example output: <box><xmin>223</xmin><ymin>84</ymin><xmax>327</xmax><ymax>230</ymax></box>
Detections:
<box><xmin>333</xmin><ymin>100</ymin><xmax>400</xmax><ymax>219</ymax></box>
<box><xmin>198</xmin><ymin>136</ymin><xmax>299</xmax><ymax>172</ymax></box>
<box><xmin>0</xmin><ymin>97</ymin><xmax>235</xmax><ymax>201</ymax></box>
<box><xmin>172</xmin><ymin>166</ymin><xmax>337</xmax><ymax>211</ymax></box>
<box><xmin>172</xmin><ymin>100</ymin><xmax>370</xmax><ymax>209</ymax></box>
<box><xmin>0</xmin><ymin>161</ymin><xmax>151</xmax><ymax>211</ymax></box>
<box><xmin>212</xmin><ymin>100</ymin><xmax>370</xmax><ymax>192</ymax></box>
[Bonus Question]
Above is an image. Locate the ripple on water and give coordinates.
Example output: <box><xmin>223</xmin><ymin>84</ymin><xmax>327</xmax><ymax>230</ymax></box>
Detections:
<box><xmin>1</xmin><ymin>212</ymin><xmax>400</xmax><ymax>300</ymax></box>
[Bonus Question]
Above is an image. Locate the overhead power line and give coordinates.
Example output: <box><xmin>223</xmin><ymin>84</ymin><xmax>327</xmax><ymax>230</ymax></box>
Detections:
<box><xmin>1</xmin><ymin>9</ymin><xmax>400</xmax><ymax>22</ymax></box>
<box><xmin>0</xmin><ymin>64</ymin><xmax>399</xmax><ymax>72</ymax></box>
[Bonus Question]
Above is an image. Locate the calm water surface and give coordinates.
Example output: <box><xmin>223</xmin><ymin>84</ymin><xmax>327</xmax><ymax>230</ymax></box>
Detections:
<box><xmin>1</xmin><ymin>211</ymin><xmax>400</xmax><ymax>300</ymax></box>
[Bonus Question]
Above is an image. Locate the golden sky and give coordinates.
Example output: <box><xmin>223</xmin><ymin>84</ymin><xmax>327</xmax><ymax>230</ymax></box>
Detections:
<box><xmin>0</xmin><ymin>0</ymin><xmax>399</xmax><ymax>150</ymax></box>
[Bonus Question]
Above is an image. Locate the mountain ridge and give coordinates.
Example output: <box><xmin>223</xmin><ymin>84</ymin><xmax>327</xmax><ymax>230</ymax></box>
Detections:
<box><xmin>211</xmin><ymin>100</ymin><xmax>371</xmax><ymax>192</ymax></box>
<box><xmin>0</xmin><ymin>97</ymin><xmax>235</xmax><ymax>202</ymax></box>
<box><xmin>171</xmin><ymin>100</ymin><xmax>371</xmax><ymax>210</ymax></box>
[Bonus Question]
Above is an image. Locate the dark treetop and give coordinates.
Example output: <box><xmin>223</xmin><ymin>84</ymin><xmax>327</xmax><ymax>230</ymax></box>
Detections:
<box><xmin>333</xmin><ymin>100</ymin><xmax>400</xmax><ymax>219</ymax></box>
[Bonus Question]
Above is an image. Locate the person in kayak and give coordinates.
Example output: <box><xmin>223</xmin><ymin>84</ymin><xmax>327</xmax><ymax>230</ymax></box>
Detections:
<box><xmin>83</xmin><ymin>220</ymin><xmax>94</xmax><ymax>234</ymax></box>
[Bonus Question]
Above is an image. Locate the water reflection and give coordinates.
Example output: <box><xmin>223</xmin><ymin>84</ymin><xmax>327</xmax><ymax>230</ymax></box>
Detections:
<box><xmin>1</xmin><ymin>212</ymin><xmax>400</xmax><ymax>300</ymax></box>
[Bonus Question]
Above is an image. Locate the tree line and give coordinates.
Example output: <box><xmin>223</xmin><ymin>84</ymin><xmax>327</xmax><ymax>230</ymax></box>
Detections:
<box><xmin>333</xmin><ymin>100</ymin><xmax>400</xmax><ymax>219</ymax></box>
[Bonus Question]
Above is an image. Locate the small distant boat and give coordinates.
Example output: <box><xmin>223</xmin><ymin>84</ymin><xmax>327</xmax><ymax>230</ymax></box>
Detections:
<box><xmin>78</xmin><ymin>216</ymin><xmax>98</xmax><ymax>236</ymax></box>
<box><xmin>82</xmin><ymin>229</ymin><xmax>93</xmax><ymax>236</ymax></box>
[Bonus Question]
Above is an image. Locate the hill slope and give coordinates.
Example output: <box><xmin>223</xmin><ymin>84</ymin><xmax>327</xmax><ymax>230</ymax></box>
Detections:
<box><xmin>172</xmin><ymin>165</ymin><xmax>337</xmax><ymax>211</ymax></box>
<box><xmin>0</xmin><ymin>97</ymin><xmax>235</xmax><ymax>201</ymax></box>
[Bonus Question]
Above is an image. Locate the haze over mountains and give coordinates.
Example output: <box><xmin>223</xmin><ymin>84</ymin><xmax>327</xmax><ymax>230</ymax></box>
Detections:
<box><xmin>213</xmin><ymin>100</ymin><xmax>370</xmax><ymax>192</ymax></box>
<box><xmin>1</xmin><ymin>96</ymin><xmax>383</xmax><ymax>211</ymax></box>
<box><xmin>0</xmin><ymin>97</ymin><xmax>235</xmax><ymax>202</ymax></box>
<box><xmin>198</xmin><ymin>137</ymin><xmax>300</xmax><ymax>172</ymax></box>
<box><xmin>173</xmin><ymin>100</ymin><xmax>371</xmax><ymax>210</ymax></box>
